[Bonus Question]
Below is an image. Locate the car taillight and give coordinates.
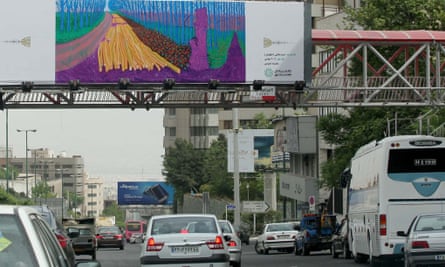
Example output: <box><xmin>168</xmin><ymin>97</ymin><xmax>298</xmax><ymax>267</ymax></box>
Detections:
<box><xmin>207</xmin><ymin>236</ymin><xmax>225</xmax><ymax>249</ymax></box>
<box><xmin>114</xmin><ymin>234</ymin><xmax>123</xmax><ymax>240</ymax></box>
<box><xmin>379</xmin><ymin>214</ymin><xmax>387</xmax><ymax>236</ymax></box>
<box><xmin>412</xmin><ymin>240</ymin><xmax>429</xmax><ymax>249</ymax></box>
<box><xmin>146</xmin><ymin>237</ymin><xmax>164</xmax><ymax>251</ymax></box>
<box><xmin>96</xmin><ymin>235</ymin><xmax>103</xmax><ymax>240</ymax></box>
<box><xmin>228</xmin><ymin>240</ymin><xmax>237</xmax><ymax>247</ymax></box>
<box><xmin>55</xmin><ymin>233</ymin><xmax>67</xmax><ymax>248</ymax></box>
<box><xmin>266</xmin><ymin>236</ymin><xmax>276</xmax><ymax>240</ymax></box>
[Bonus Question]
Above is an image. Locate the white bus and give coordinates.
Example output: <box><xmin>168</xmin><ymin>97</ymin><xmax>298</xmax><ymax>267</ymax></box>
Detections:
<box><xmin>341</xmin><ymin>135</ymin><xmax>445</xmax><ymax>266</ymax></box>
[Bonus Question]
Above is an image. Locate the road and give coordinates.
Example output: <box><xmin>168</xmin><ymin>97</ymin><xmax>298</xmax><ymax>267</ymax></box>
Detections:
<box><xmin>77</xmin><ymin>240</ymin><xmax>362</xmax><ymax>267</ymax></box>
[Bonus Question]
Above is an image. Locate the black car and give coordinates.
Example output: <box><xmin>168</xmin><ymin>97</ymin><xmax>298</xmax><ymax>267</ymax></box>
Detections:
<box><xmin>330</xmin><ymin>219</ymin><xmax>351</xmax><ymax>259</ymax></box>
<box><xmin>235</xmin><ymin>222</ymin><xmax>251</xmax><ymax>245</ymax></box>
<box><xmin>67</xmin><ymin>225</ymin><xmax>97</xmax><ymax>260</ymax></box>
<box><xmin>96</xmin><ymin>226</ymin><xmax>125</xmax><ymax>250</ymax></box>
<box><xmin>30</xmin><ymin>205</ymin><xmax>76</xmax><ymax>267</ymax></box>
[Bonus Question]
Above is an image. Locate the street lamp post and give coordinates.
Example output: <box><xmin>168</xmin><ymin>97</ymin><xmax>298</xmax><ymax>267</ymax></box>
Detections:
<box><xmin>57</xmin><ymin>168</ymin><xmax>67</xmax><ymax>221</ymax></box>
<box><xmin>17</xmin><ymin>129</ymin><xmax>37</xmax><ymax>198</ymax></box>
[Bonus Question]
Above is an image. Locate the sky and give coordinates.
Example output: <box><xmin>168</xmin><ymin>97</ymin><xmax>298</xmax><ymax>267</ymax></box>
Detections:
<box><xmin>1</xmin><ymin>108</ymin><xmax>165</xmax><ymax>185</ymax></box>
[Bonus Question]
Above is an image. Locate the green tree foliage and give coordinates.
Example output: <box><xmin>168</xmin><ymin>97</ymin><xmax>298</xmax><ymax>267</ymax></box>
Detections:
<box><xmin>344</xmin><ymin>0</ymin><xmax>445</xmax><ymax>30</ymax></box>
<box><xmin>163</xmin><ymin>139</ymin><xmax>205</xmax><ymax>207</ymax></box>
<box><xmin>318</xmin><ymin>107</ymin><xmax>424</xmax><ymax>187</ymax></box>
<box><xmin>32</xmin><ymin>182</ymin><xmax>56</xmax><ymax>200</ymax></box>
<box><xmin>201</xmin><ymin>134</ymin><xmax>233</xmax><ymax>198</ymax></box>
<box><xmin>102</xmin><ymin>202</ymin><xmax>126</xmax><ymax>228</ymax></box>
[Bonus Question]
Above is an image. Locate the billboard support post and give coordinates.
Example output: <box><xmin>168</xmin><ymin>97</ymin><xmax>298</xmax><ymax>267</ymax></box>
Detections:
<box><xmin>233</xmin><ymin>108</ymin><xmax>240</xmax><ymax>228</ymax></box>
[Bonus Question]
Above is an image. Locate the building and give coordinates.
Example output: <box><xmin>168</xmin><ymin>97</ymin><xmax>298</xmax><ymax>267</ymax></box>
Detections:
<box><xmin>0</xmin><ymin>148</ymin><xmax>85</xmax><ymax>208</ymax></box>
<box><xmin>84</xmin><ymin>177</ymin><xmax>104</xmax><ymax>217</ymax></box>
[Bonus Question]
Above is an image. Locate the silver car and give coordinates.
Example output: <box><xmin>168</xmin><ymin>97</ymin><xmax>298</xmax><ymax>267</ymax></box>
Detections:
<box><xmin>397</xmin><ymin>213</ymin><xmax>445</xmax><ymax>267</ymax></box>
<box><xmin>219</xmin><ymin>220</ymin><xmax>242</xmax><ymax>267</ymax></box>
<box><xmin>0</xmin><ymin>204</ymin><xmax>99</xmax><ymax>267</ymax></box>
<box><xmin>255</xmin><ymin>222</ymin><xmax>299</xmax><ymax>254</ymax></box>
<box><xmin>140</xmin><ymin>214</ymin><xmax>230</xmax><ymax>267</ymax></box>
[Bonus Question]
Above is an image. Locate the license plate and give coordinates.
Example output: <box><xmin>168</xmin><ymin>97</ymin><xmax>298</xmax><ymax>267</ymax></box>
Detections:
<box><xmin>278</xmin><ymin>235</ymin><xmax>289</xmax><ymax>239</ymax></box>
<box><xmin>435</xmin><ymin>255</ymin><xmax>445</xmax><ymax>261</ymax></box>
<box><xmin>171</xmin><ymin>246</ymin><xmax>199</xmax><ymax>255</ymax></box>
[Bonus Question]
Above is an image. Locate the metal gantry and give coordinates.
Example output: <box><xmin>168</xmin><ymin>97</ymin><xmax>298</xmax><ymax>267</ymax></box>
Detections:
<box><xmin>3</xmin><ymin>30</ymin><xmax>445</xmax><ymax>110</ymax></box>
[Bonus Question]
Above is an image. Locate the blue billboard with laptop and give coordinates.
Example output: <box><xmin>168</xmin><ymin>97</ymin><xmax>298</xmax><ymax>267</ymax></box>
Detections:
<box><xmin>118</xmin><ymin>182</ymin><xmax>174</xmax><ymax>205</ymax></box>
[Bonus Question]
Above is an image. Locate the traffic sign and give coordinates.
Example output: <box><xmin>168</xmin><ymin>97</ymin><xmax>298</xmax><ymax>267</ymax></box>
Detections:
<box><xmin>242</xmin><ymin>201</ymin><xmax>270</xmax><ymax>213</ymax></box>
<box><xmin>226</xmin><ymin>204</ymin><xmax>236</xmax><ymax>210</ymax></box>
<box><xmin>249</xmin><ymin>86</ymin><xmax>276</xmax><ymax>102</ymax></box>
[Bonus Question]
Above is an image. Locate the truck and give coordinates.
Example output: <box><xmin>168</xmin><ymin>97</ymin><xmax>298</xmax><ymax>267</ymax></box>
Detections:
<box><xmin>294</xmin><ymin>212</ymin><xmax>337</xmax><ymax>256</ymax></box>
<box><xmin>96</xmin><ymin>216</ymin><xmax>115</xmax><ymax>227</ymax></box>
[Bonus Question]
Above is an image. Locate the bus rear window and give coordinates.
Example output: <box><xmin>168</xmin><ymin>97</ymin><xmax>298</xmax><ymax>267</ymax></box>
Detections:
<box><xmin>388</xmin><ymin>148</ymin><xmax>445</xmax><ymax>173</ymax></box>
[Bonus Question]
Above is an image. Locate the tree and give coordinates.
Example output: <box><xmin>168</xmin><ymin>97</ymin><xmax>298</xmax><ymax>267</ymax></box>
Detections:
<box><xmin>32</xmin><ymin>182</ymin><xmax>56</xmax><ymax>200</ymax></box>
<box><xmin>102</xmin><ymin>202</ymin><xmax>126</xmax><ymax>228</ymax></box>
<box><xmin>344</xmin><ymin>0</ymin><xmax>445</xmax><ymax>31</ymax></box>
<box><xmin>163</xmin><ymin>138</ymin><xmax>205</xmax><ymax>210</ymax></box>
<box><xmin>318</xmin><ymin>107</ymin><xmax>425</xmax><ymax>187</ymax></box>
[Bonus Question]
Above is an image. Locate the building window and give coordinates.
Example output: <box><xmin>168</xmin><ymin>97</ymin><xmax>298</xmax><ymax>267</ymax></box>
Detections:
<box><xmin>87</xmin><ymin>193</ymin><xmax>97</xmax><ymax>197</ymax></box>
<box><xmin>191</xmin><ymin>108</ymin><xmax>206</xmax><ymax>115</ymax></box>
<box><xmin>168</xmin><ymin>127</ymin><xmax>176</xmax><ymax>137</ymax></box>
<box><xmin>168</xmin><ymin>108</ymin><xmax>176</xmax><ymax>116</ymax></box>
<box><xmin>207</xmin><ymin>127</ymin><xmax>219</xmax><ymax>136</ymax></box>
<box><xmin>223</xmin><ymin>120</ymin><xmax>232</xmax><ymax>129</ymax></box>
<box><xmin>88</xmin><ymin>202</ymin><xmax>97</xmax><ymax>206</ymax></box>
<box><xmin>87</xmin><ymin>184</ymin><xmax>97</xmax><ymax>189</ymax></box>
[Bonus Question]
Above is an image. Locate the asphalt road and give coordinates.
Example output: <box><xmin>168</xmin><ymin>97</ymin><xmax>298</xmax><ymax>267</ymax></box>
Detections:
<box><xmin>76</xmin><ymin>239</ymin><xmax>361</xmax><ymax>267</ymax></box>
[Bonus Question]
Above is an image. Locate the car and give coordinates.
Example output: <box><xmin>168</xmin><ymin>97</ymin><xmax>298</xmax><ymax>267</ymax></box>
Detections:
<box><xmin>235</xmin><ymin>223</ymin><xmax>250</xmax><ymax>245</ymax></box>
<box><xmin>140</xmin><ymin>214</ymin><xmax>230</xmax><ymax>267</ymax></box>
<box><xmin>67</xmin><ymin>224</ymin><xmax>97</xmax><ymax>260</ymax></box>
<box><xmin>30</xmin><ymin>205</ymin><xmax>77</xmax><ymax>266</ymax></box>
<box><xmin>219</xmin><ymin>220</ymin><xmax>242</xmax><ymax>267</ymax></box>
<box><xmin>397</xmin><ymin>213</ymin><xmax>445</xmax><ymax>267</ymax></box>
<box><xmin>330</xmin><ymin>218</ymin><xmax>351</xmax><ymax>259</ymax></box>
<box><xmin>96</xmin><ymin>225</ymin><xmax>125</xmax><ymax>250</ymax></box>
<box><xmin>0</xmin><ymin>204</ymin><xmax>100</xmax><ymax>267</ymax></box>
<box><xmin>255</xmin><ymin>222</ymin><xmax>299</xmax><ymax>255</ymax></box>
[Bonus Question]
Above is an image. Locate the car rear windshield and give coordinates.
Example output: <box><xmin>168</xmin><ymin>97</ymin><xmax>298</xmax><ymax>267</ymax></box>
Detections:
<box><xmin>415</xmin><ymin>215</ymin><xmax>445</xmax><ymax>231</ymax></box>
<box><xmin>152</xmin><ymin>217</ymin><xmax>218</xmax><ymax>235</ymax></box>
<box><xmin>267</xmin><ymin>223</ymin><xmax>295</xmax><ymax>232</ymax></box>
<box><xmin>0</xmin><ymin>215</ymin><xmax>38</xmax><ymax>266</ymax></box>
<box><xmin>98</xmin><ymin>227</ymin><xmax>120</xmax><ymax>234</ymax></box>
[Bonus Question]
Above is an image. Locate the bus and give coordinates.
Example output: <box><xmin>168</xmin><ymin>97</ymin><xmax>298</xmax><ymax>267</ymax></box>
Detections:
<box><xmin>124</xmin><ymin>219</ymin><xmax>147</xmax><ymax>242</ymax></box>
<box><xmin>341</xmin><ymin>135</ymin><xmax>445</xmax><ymax>266</ymax></box>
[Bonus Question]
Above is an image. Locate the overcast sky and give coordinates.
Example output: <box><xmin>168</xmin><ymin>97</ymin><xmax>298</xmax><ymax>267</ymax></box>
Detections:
<box><xmin>1</xmin><ymin>108</ymin><xmax>165</xmax><ymax>184</ymax></box>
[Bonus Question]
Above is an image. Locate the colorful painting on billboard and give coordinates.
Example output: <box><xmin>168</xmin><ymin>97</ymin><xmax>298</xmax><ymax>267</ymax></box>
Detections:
<box><xmin>118</xmin><ymin>181</ymin><xmax>174</xmax><ymax>205</ymax></box>
<box><xmin>0</xmin><ymin>0</ymin><xmax>306</xmax><ymax>84</ymax></box>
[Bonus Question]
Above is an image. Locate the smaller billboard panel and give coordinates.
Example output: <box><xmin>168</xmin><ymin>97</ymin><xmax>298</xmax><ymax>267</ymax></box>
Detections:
<box><xmin>118</xmin><ymin>181</ymin><xmax>174</xmax><ymax>206</ymax></box>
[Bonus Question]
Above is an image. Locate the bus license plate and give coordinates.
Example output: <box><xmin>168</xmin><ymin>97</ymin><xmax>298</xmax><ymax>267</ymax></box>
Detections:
<box><xmin>171</xmin><ymin>246</ymin><xmax>199</xmax><ymax>255</ymax></box>
<box><xmin>435</xmin><ymin>255</ymin><xmax>445</xmax><ymax>261</ymax></box>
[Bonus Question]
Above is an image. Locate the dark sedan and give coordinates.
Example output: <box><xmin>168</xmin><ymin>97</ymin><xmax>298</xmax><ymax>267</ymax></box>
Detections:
<box><xmin>96</xmin><ymin>226</ymin><xmax>125</xmax><ymax>250</ymax></box>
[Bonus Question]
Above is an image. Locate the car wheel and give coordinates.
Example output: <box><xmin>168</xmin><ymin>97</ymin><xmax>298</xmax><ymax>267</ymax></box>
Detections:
<box><xmin>294</xmin><ymin>245</ymin><xmax>301</xmax><ymax>255</ymax></box>
<box><xmin>232</xmin><ymin>261</ymin><xmax>241</xmax><ymax>267</ymax></box>
<box><xmin>120</xmin><ymin>245</ymin><xmax>124</xmax><ymax>250</ymax></box>
<box><xmin>254</xmin><ymin>241</ymin><xmax>262</xmax><ymax>254</ymax></box>
<box><xmin>92</xmin><ymin>251</ymin><xmax>96</xmax><ymax>260</ymax></box>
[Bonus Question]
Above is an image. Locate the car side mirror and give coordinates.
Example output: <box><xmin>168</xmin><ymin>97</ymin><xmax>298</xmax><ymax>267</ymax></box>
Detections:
<box><xmin>396</xmin><ymin>231</ymin><xmax>407</xmax><ymax>237</ymax></box>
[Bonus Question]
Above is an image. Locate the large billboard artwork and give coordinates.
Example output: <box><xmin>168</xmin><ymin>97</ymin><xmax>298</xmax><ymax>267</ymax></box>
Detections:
<box><xmin>0</xmin><ymin>0</ymin><xmax>308</xmax><ymax>84</ymax></box>
<box><xmin>117</xmin><ymin>181</ymin><xmax>174</xmax><ymax>206</ymax></box>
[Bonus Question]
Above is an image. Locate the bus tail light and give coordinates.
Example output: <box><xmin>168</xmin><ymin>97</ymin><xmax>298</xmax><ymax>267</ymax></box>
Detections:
<box><xmin>379</xmin><ymin>214</ymin><xmax>387</xmax><ymax>236</ymax></box>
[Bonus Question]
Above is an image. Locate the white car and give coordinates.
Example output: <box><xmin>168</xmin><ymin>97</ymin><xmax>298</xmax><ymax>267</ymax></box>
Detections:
<box><xmin>219</xmin><ymin>220</ymin><xmax>242</xmax><ymax>267</ymax></box>
<box><xmin>0</xmin><ymin>204</ymin><xmax>99</xmax><ymax>267</ymax></box>
<box><xmin>397</xmin><ymin>213</ymin><xmax>445</xmax><ymax>267</ymax></box>
<box><xmin>255</xmin><ymin>222</ymin><xmax>299</xmax><ymax>255</ymax></box>
<box><xmin>140</xmin><ymin>214</ymin><xmax>230</xmax><ymax>267</ymax></box>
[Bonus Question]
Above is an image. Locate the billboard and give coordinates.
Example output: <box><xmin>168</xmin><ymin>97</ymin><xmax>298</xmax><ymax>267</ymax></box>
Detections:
<box><xmin>226</xmin><ymin>129</ymin><xmax>274</xmax><ymax>173</ymax></box>
<box><xmin>117</xmin><ymin>181</ymin><xmax>174</xmax><ymax>206</ymax></box>
<box><xmin>0</xmin><ymin>0</ymin><xmax>308</xmax><ymax>84</ymax></box>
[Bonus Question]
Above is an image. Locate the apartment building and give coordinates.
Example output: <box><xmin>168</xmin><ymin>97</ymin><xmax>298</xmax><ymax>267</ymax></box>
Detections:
<box><xmin>84</xmin><ymin>177</ymin><xmax>104</xmax><ymax>217</ymax></box>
